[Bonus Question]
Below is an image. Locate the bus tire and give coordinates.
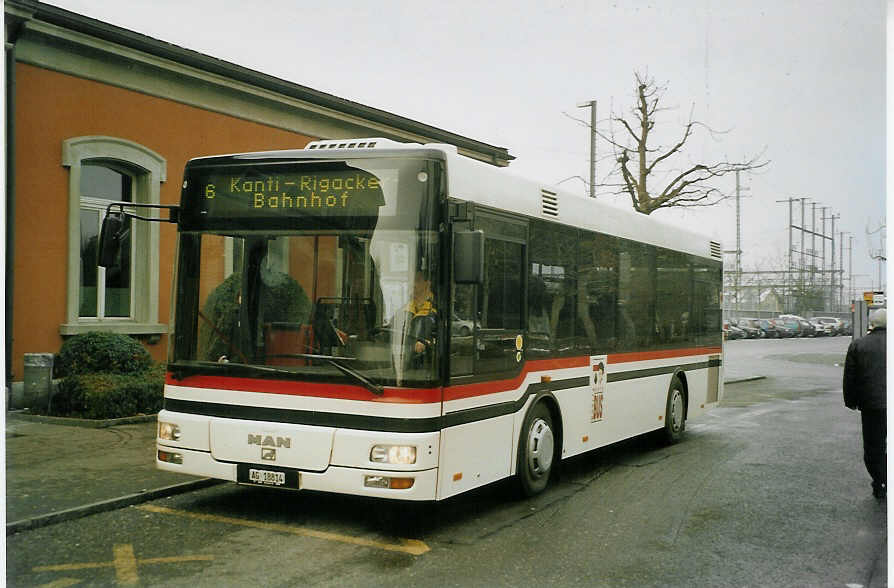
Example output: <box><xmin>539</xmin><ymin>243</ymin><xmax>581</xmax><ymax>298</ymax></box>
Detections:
<box><xmin>663</xmin><ymin>375</ymin><xmax>686</xmax><ymax>444</ymax></box>
<box><xmin>516</xmin><ymin>401</ymin><xmax>556</xmax><ymax>497</ymax></box>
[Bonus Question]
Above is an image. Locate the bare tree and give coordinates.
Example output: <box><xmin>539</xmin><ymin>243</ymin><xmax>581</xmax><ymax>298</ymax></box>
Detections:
<box><xmin>569</xmin><ymin>72</ymin><xmax>768</xmax><ymax>215</ymax></box>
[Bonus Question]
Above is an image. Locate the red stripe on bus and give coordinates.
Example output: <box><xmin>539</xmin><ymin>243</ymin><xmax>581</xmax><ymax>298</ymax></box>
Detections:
<box><xmin>444</xmin><ymin>348</ymin><xmax>720</xmax><ymax>401</ymax></box>
<box><xmin>443</xmin><ymin>357</ymin><xmax>589</xmax><ymax>401</ymax></box>
<box><xmin>166</xmin><ymin>347</ymin><xmax>719</xmax><ymax>405</ymax></box>
<box><xmin>606</xmin><ymin>347</ymin><xmax>722</xmax><ymax>364</ymax></box>
<box><xmin>165</xmin><ymin>373</ymin><xmax>441</xmax><ymax>404</ymax></box>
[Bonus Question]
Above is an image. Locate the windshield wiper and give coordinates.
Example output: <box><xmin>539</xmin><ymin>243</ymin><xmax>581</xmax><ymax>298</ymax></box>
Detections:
<box><xmin>175</xmin><ymin>357</ymin><xmax>384</xmax><ymax>396</ymax></box>
<box><xmin>324</xmin><ymin>358</ymin><xmax>384</xmax><ymax>396</ymax></box>
<box><xmin>213</xmin><ymin>362</ymin><xmax>304</xmax><ymax>378</ymax></box>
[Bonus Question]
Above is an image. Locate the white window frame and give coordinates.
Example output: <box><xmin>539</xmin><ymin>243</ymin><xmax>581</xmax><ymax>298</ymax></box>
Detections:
<box><xmin>61</xmin><ymin>136</ymin><xmax>167</xmax><ymax>336</ymax></box>
<box><xmin>79</xmin><ymin>187</ymin><xmax>137</xmax><ymax>320</ymax></box>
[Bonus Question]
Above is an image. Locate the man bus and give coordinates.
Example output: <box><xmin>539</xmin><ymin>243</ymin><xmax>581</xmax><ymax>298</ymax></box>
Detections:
<box><xmin>101</xmin><ymin>138</ymin><xmax>723</xmax><ymax>500</ymax></box>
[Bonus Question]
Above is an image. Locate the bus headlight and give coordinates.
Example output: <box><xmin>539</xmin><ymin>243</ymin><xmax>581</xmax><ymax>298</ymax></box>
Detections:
<box><xmin>158</xmin><ymin>422</ymin><xmax>181</xmax><ymax>441</ymax></box>
<box><xmin>370</xmin><ymin>445</ymin><xmax>416</xmax><ymax>465</ymax></box>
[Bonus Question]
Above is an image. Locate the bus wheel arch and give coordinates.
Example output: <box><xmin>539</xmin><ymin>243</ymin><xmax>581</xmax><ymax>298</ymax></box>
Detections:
<box><xmin>663</xmin><ymin>372</ymin><xmax>688</xmax><ymax>444</ymax></box>
<box><xmin>516</xmin><ymin>395</ymin><xmax>561</xmax><ymax>497</ymax></box>
<box><xmin>673</xmin><ymin>370</ymin><xmax>690</xmax><ymax>420</ymax></box>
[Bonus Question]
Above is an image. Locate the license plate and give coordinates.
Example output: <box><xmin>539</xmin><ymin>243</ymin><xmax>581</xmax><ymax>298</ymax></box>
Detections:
<box><xmin>237</xmin><ymin>464</ymin><xmax>298</xmax><ymax>488</ymax></box>
<box><xmin>249</xmin><ymin>469</ymin><xmax>285</xmax><ymax>486</ymax></box>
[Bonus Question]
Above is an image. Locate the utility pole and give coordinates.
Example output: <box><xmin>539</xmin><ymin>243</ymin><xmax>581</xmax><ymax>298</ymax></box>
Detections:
<box><xmin>800</xmin><ymin>198</ymin><xmax>807</xmax><ymax>289</ymax></box>
<box><xmin>829</xmin><ymin>212</ymin><xmax>838</xmax><ymax>308</ymax></box>
<box><xmin>820</xmin><ymin>206</ymin><xmax>828</xmax><ymax>309</ymax></box>
<box><xmin>734</xmin><ymin>171</ymin><xmax>745</xmax><ymax>311</ymax></box>
<box><xmin>577</xmin><ymin>100</ymin><xmax>597</xmax><ymax>198</ymax></box>
<box><xmin>849</xmin><ymin>234</ymin><xmax>854</xmax><ymax>305</ymax></box>
<box><xmin>839</xmin><ymin>231</ymin><xmax>848</xmax><ymax>310</ymax></box>
<box><xmin>776</xmin><ymin>196</ymin><xmax>797</xmax><ymax>312</ymax></box>
<box><xmin>811</xmin><ymin>202</ymin><xmax>817</xmax><ymax>285</ymax></box>
<box><xmin>820</xmin><ymin>207</ymin><xmax>828</xmax><ymax>297</ymax></box>
<box><xmin>820</xmin><ymin>208</ymin><xmax>838</xmax><ymax>310</ymax></box>
<box><xmin>867</xmin><ymin>221</ymin><xmax>887</xmax><ymax>292</ymax></box>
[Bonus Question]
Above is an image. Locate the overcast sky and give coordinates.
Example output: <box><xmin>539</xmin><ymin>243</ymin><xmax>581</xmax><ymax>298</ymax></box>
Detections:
<box><xmin>47</xmin><ymin>0</ymin><xmax>888</xmax><ymax>295</ymax></box>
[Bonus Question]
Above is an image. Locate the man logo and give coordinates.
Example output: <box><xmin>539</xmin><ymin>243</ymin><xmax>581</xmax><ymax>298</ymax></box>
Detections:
<box><xmin>261</xmin><ymin>448</ymin><xmax>277</xmax><ymax>461</ymax></box>
<box><xmin>247</xmin><ymin>434</ymin><xmax>291</xmax><ymax>449</ymax></box>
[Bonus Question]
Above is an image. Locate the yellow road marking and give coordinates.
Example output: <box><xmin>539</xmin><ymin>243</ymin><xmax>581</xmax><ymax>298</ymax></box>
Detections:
<box><xmin>112</xmin><ymin>544</ymin><xmax>139</xmax><ymax>586</ymax></box>
<box><xmin>34</xmin><ymin>562</ymin><xmax>114</xmax><ymax>572</ymax></box>
<box><xmin>139</xmin><ymin>555</ymin><xmax>216</xmax><ymax>565</ymax></box>
<box><xmin>137</xmin><ymin>504</ymin><xmax>431</xmax><ymax>556</ymax></box>
<box><xmin>38</xmin><ymin>579</ymin><xmax>83</xmax><ymax>588</ymax></box>
<box><xmin>33</xmin><ymin>554</ymin><xmax>214</xmax><ymax>573</ymax></box>
<box><xmin>33</xmin><ymin>544</ymin><xmax>214</xmax><ymax>588</ymax></box>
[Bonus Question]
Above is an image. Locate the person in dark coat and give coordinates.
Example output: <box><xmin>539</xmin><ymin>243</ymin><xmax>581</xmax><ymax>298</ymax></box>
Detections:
<box><xmin>843</xmin><ymin>308</ymin><xmax>887</xmax><ymax>499</ymax></box>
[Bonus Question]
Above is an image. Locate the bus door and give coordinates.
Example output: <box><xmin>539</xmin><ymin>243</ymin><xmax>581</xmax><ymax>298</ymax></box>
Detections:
<box><xmin>441</xmin><ymin>210</ymin><xmax>527</xmax><ymax>498</ymax></box>
<box><xmin>450</xmin><ymin>212</ymin><xmax>527</xmax><ymax>379</ymax></box>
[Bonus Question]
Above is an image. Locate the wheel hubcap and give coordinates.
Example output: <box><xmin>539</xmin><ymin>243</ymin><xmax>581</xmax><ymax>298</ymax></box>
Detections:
<box><xmin>527</xmin><ymin>418</ymin><xmax>554</xmax><ymax>477</ymax></box>
<box><xmin>670</xmin><ymin>390</ymin><xmax>684</xmax><ymax>432</ymax></box>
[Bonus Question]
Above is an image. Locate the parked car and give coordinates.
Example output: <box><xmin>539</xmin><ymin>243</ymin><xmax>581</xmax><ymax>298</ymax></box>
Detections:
<box><xmin>810</xmin><ymin>318</ymin><xmax>833</xmax><ymax>336</ymax></box>
<box><xmin>757</xmin><ymin>318</ymin><xmax>782</xmax><ymax>338</ymax></box>
<box><xmin>723</xmin><ymin>321</ymin><xmax>745</xmax><ymax>340</ymax></box>
<box><xmin>813</xmin><ymin>316</ymin><xmax>843</xmax><ymax>336</ymax></box>
<box><xmin>839</xmin><ymin>319</ymin><xmax>853</xmax><ymax>336</ymax></box>
<box><xmin>797</xmin><ymin>319</ymin><xmax>816</xmax><ymax>337</ymax></box>
<box><xmin>779</xmin><ymin>314</ymin><xmax>807</xmax><ymax>323</ymax></box>
<box><xmin>451</xmin><ymin>312</ymin><xmax>475</xmax><ymax>336</ymax></box>
<box><xmin>775</xmin><ymin>319</ymin><xmax>801</xmax><ymax>338</ymax></box>
<box><xmin>778</xmin><ymin>315</ymin><xmax>813</xmax><ymax>336</ymax></box>
<box><xmin>733</xmin><ymin>318</ymin><xmax>762</xmax><ymax>338</ymax></box>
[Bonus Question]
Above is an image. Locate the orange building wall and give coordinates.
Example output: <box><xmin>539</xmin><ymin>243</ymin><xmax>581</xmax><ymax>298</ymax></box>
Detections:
<box><xmin>12</xmin><ymin>63</ymin><xmax>316</xmax><ymax>378</ymax></box>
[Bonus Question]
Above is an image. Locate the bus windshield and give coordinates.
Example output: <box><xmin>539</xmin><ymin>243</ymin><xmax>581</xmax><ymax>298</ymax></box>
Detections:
<box><xmin>170</xmin><ymin>157</ymin><xmax>441</xmax><ymax>387</ymax></box>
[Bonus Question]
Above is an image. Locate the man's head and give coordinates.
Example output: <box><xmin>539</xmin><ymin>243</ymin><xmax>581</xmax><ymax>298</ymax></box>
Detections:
<box><xmin>412</xmin><ymin>271</ymin><xmax>432</xmax><ymax>302</ymax></box>
<box><xmin>869</xmin><ymin>308</ymin><xmax>887</xmax><ymax>329</ymax></box>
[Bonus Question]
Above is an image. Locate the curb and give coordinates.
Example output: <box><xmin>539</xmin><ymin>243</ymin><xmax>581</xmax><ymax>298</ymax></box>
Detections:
<box><xmin>6</xmin><ymin>478</ymin><xmax>225</xmax><ymax>536</ymax></box>
<box><xmin>6</xmin><ymin>412</ymin><xmax>157</xmax><ymax>428</ymax></box>
<box><xmin>724</xmin><ymin>376</ymin><xmax>767</xmax><ymax>385</ymax></box>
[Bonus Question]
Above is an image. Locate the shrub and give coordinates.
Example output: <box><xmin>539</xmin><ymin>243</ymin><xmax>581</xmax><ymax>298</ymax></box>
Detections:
<box><xmin>56</xmin><ymin>331</ymin><xmax>153</xmax><ymax>377</ymax></box>
<box><xmin>48</xmin><ymin>365</ymin><xmax>165</xmax><ymax>419</ymax></box>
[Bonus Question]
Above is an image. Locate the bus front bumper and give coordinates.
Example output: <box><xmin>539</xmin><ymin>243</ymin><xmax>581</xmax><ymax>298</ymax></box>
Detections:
<box><xmin>156</xmin><ymin>444</ymin><xmax>439</xmax><ymax>501</ymax></box>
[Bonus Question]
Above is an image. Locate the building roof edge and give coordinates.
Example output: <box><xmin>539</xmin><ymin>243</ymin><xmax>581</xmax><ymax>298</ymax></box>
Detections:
<box><xmin>9</xmin><ymin>0</ymin><xmax>515</xmax><ymax>165</ymax></box>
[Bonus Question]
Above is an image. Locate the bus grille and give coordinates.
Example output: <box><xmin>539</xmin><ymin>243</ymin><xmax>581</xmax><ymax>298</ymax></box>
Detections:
<box><xmin>709</xmin><ymin>241</ymin><xmax>722</xmax><ymax>259</ymax></box>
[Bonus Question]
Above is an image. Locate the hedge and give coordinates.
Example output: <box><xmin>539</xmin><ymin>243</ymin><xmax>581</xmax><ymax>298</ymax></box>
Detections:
<box><xmin>56</xmin><ymin>331</ymin><xmax>154</xmax><ymax>377</ymax></box>
<box><xmin>35</xmin><ymin>332</ymin><xmax>163</xmax><ymax>419</ymax></box>
<box><xmin>46</xmin><ymin>365</ymin><xmax>165</xmax><ymax>420</ymax></box>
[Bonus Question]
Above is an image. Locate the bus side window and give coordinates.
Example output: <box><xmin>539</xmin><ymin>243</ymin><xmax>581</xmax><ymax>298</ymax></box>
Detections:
<box><xmin>475</xmin><ymin>238</ymin><xmax>523</xmax><ymax>375</ymax></box>
<box><xmin>529</xmin><ymin>220</ymin><xmax>578</xmax><ymax>357</ymax></box>
<box><xmin>579</xmin><ymin>232</ymin><xmax>619</xmax><ymax>354</ymax></box>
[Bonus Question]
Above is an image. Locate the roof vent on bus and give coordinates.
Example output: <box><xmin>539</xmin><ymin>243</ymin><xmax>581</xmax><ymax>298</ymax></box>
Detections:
<box><xmin>541</xmin><ymin>189</ymin><xmax>559</xmax><ymax>217</ymax></box>
<box><xmin>304</xmin><ymin>138</ymin><xmax>406</xmax><ymax>151</ymax></box>
<box><xmin>709</xmin><ymin>241</ymin><xmax>722</xmax><ymax>259</ymax></box>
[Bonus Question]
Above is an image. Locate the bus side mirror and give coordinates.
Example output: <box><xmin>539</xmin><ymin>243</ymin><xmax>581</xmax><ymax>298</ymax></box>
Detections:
<box><xmin>454</xmin><ymin>230</ymin><xmax>484</xmax><ymax>284</ymax></box>
<box><xmin>98</xmin><ymin>212</ymin><xmax>126</xmax><ymax>268</ymax></box>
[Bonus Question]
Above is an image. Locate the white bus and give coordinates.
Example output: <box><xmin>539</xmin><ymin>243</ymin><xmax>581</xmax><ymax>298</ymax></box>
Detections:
<box><xmin>106</xmin><ymin>138</ymin><xmax>722</xmax><ymax>501</ymax></box>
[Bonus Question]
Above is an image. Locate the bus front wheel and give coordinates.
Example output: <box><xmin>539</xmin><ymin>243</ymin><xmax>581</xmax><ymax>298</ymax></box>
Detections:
<box><xmin>663</xmin><ymin>376</ymin><xmax>687</xmax><ymax>444</ymax></box>
<box><xmin>516</xmin><ymin>401</ymin><xmax>556</xmax><ymax>497</ymax></box>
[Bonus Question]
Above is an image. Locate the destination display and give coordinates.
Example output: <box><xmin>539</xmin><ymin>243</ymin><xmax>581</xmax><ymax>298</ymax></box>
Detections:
<box><xmin>198</xmin><ymin>168</ymin><xmax>387</xmax><ymax>218</ymax></box>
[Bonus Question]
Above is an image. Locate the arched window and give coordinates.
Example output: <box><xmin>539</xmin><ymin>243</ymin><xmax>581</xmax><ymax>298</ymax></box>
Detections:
<box><xmin>61</xmin><ymin>137</ymin><xmax>167</xmax><ymax>336</ymax></box>
<box><xmin>79</xmin><ymin>162</ymin><xmax>134</xmax><ymax>318</ymax></box>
